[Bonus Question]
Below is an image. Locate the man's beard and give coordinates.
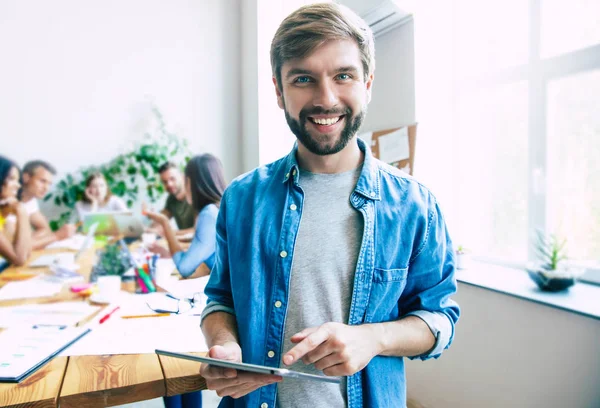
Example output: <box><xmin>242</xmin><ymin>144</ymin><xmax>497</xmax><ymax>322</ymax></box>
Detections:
<box><xmin>284</xmin><ymin>105</ymin><xmax>366</xmax><ymax>156</ymax></box>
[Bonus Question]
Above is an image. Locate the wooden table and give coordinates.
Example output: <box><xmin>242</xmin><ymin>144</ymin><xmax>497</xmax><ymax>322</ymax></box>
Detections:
<box><xmin>0</xmin><ymin>245</ymin><xmax>208</xmax><ymax>408</ymax></box>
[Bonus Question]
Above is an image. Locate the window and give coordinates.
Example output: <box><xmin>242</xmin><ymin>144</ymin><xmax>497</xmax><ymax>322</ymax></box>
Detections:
<box><xmin>541</xmin><ymin>0</ymin><xmax>600</xmax><ymax>58</ymax></box>
<box><xmin>453</xmin><ymin>0</ymin><xmax>600</xmax><ymax>264</ymax></box>
<box><xmin>546</xmin><ymin>69</ymin><xmax>600</xmax><ymax>260</ymax></box>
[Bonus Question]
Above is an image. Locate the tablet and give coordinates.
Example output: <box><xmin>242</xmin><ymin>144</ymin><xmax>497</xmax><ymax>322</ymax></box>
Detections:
<box><xmin>155</xmin><ymin>349</ymin><xmax>341</xmax><ymax>384</ymax></box>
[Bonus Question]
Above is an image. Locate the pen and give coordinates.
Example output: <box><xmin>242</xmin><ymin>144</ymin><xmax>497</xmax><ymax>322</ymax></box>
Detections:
<box><xmin>99</xmin><ymin>306</ymin><xmax>120</xmax><ymax>324</ymax></box>
<box><xmin>121</xmin><ymin>313</ymin><xmax>170</xmax><ymax>319</ymax></box>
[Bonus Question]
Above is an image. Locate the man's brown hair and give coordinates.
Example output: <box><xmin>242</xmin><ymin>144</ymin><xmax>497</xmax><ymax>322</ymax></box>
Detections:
<box><xmin>270</xmin><ymin>2</ymin><xmax>375</xmax><ymax>92</ymax></box>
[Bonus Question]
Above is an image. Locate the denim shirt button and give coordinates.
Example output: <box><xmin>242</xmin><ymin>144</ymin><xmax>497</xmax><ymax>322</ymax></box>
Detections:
<box><xmin>289</xmin><ymin>204</ymin><xmax>297</xmax><ymax>211</ymax></box>
<box><xmin>279</xmin><ymin>251</ymin><xmax>288</xmax><ymax>258</ymax></box>
<box><xmin>274</xmin><ymin>301</ymin><xmax>282</xmax><ymax>308</ymax></box>
<box><xmin>261</xmin><ymin>403</ymin><xmax>268</xmax><ymax>408</ymax></box>
<box><xmin>370</xmin><ymin>191</ymin><xmax>376</xmax><ymax>197</ymax></box>
<box><xmin>267</xmin><ymin>350</ymin><xmax>275</xmax><ymax>358</ymax></box>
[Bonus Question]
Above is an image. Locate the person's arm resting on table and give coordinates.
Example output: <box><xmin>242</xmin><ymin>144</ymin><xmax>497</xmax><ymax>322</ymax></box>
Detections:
<box><xmin>0</xmin><ymin>203</ymin><xmax>32</xmax><ymax>266</ymax></box>
<box><xmin>29</xmin><ymin>211</ymin><xmax>75</xmax><ymax>250</ymax></box>
<box><xmin>283</xmin><ymin>197</ymin><xmax>460</xmax><ymax>376</ymax></box>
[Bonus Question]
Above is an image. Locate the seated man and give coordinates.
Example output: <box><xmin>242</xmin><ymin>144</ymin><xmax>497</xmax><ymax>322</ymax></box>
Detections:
<box><xmin>20</xmin><ymin>160</ymin><xmax>76</xmax><ymax>249</ymax></box>
<box><xmin>148</xmin><ymin>162</ymin><xmax>196</xmax><ymax>237</ymax></box>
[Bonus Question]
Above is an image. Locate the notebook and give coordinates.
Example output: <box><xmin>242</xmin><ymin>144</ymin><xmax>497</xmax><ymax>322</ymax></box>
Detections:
<box><xmin>0</xmin><ymin>326</ymin><xmax>91</xmax><ymax>383</ymax></box>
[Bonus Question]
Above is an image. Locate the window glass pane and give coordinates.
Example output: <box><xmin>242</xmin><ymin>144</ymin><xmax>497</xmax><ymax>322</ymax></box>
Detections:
<box><xmin>547</xmin><ymin>69</ymin><xmax>600</xmax><ymax>260</ymax></box>
<box><xmin>454</xmin><ymin>0</ymin><xmax>529</xmax><ymax>79</ymax></box>
<box><xmin>541</xmin><ymin>0</ymin><xmax>600</xmax><ymax>58</ymax></box>
<box><xmin>455</xmin><ymin>82</ymin><xmax>529</xmax><ymax>260</ymax></box>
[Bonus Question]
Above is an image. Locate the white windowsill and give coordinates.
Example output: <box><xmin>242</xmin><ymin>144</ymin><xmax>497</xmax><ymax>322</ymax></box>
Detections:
<box><xmin>455</xmin><ymin>261</ymin><xmax>600</xmax><ymax>320</ymax></box>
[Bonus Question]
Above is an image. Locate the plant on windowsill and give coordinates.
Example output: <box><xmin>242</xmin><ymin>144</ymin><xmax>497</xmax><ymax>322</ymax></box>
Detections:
<box><xmin>525</xmin><ymin>230</ymin><xmax>581</xmax><ymax>292</ymax></box>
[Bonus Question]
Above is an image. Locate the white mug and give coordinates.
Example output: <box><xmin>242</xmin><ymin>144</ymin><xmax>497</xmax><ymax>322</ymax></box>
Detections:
<box><xmin>96</xmin><ymin>275</ymin><xmax>122</xmax><ymax>300</ymax></box>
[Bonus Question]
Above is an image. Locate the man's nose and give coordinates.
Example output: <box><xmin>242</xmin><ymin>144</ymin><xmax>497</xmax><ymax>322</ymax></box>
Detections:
<box><xmin>313</xmin><ymin>79</ymin><xmax>339</xmax><ymax>110</ymax></box>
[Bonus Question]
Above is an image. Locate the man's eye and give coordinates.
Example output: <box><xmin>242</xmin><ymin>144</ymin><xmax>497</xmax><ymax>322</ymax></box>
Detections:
<box><xmin>337</xmin><ymin>73</ymin><xmax>351</xmax><ymax>80</ymax></box>
<box><xmin>294</xmin><ymin>76</ymin><xmax>311</xmax><ymax>83</ymax></box>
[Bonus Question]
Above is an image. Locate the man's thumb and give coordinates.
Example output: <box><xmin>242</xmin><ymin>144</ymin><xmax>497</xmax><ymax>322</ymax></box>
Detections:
<box><xmin>209</xmin><ymin>342</ymin><xmax>240</xmax><ymax>362</ymax></box>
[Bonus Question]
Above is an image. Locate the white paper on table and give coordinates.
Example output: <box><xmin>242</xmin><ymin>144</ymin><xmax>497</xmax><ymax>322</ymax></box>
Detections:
<box><xmin>378</xmin><ymin>127</ymin><xmax>410</xmax><ymax>164</ymax></box>
<box><xmin>0</xmin><ymin>302</ymin><xmax>100</xmax><ymax>328</ymax></box>
<box><xmin>0</xmin><ymin>278</ymin><xmax>63</xmax><ymax>301</ymax></box>
<box><xmin>357</xmin><ymin>131</ymin><xmax>374</xmax><ymax>147</ymax></box>
<box><xmin>45</xmin><ymin>234</ymin><xmax>90</xmax><ymax>251</ymax></box>
<box><xmin>60</xmin><ymin>315</ymin><xmax>207</xmax><ymax>356</ymax></box>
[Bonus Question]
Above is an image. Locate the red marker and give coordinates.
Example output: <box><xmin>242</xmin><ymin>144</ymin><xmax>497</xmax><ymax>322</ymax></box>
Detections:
<box><xmin>99</xmin><ymin>306</ymin><xmax>120</xmax><ymax>324</ymax></box>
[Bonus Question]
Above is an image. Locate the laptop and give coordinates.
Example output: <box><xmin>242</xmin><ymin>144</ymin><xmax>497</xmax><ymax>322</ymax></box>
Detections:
<box><xmin>82</xmin><ymin>211</ymin><xmax>145</xmax><ymax>238</ymax></box>
<box><xmin>28</xmin><ymin>222</ymin><xmax>99</xmax><ymax>268</ymax></box>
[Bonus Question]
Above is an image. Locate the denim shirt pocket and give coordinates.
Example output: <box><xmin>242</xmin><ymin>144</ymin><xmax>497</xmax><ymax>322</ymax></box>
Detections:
<box><xmin>364</xmin><ymin>267</ymin><xmax>409</xmax><ymax>323</ymax></box>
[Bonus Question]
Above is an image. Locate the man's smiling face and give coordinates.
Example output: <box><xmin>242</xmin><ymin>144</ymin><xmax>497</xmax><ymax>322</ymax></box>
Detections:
<box><xmin>275</xmin><ymin>39</ymin><xmax>373</xmax><ymax>156</ymax></box>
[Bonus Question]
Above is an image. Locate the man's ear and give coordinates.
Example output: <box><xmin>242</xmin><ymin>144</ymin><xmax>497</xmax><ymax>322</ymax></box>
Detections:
<box><xmin>365</xmin><ymin>72</ymin><xmax>374</xmax><ymax>104</ymax></box>
<box><xmin>273</xmin><ymin>77</ymin><xmax>284</xmax><ymax>110</ymax></box>
<box><xmin>22</xmin><ymin>173</ymin><xmax>30</xmax><ymax>184</ymax></box>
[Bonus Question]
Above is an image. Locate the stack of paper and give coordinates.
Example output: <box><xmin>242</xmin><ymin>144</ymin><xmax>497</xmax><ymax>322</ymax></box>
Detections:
<box><xmin>0</xmin><ymin>277</ymin><xmax>63</xmax><ymax>301</ymax></box>
<box><xmin>45</xmin><ymin>234</ymin><xmax>90</xmax><ymax>251</ymax></box>
<box><xmin>0</xmin><ymin>302</ymin><xmax>101</xmax><ymax>328</ymax></box>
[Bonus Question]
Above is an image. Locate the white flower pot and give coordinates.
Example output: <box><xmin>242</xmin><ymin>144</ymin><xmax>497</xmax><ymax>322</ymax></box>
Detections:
<box><xmin>456</xmin><ymin>253</ymin><xmax>470</xmax><ymax>270</ymax></box>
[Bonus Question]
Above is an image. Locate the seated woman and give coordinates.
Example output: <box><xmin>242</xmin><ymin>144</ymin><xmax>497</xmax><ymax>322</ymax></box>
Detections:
<box><xmin>144</xmin><ymin>154</ymin><xmax>226</xmax><ymax>279</ymax></box>
<box><xmin>75</xmin><ymin>172</ymin><xmax>127</xmax><ymax>221</ymax></box>
<box><xmin>0</xmin><ymin>156</ymin><xmax>32</xmax><ymax>270</ymax></box>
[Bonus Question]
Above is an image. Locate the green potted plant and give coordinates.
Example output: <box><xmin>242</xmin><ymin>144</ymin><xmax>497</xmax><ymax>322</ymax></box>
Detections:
<box><xmin>92</xmin><ymin>243</ymin><xmax>131</xmax><ymax>279</ymax></box>
<box><xmin>526</xmin><ymin>230</ymin><xmax>581</xmax><ymax>292</ymax></box>
<box><xmin>90</xmin><ymin>243</ymin><xmax>132</xmax><ymax>303</ymax></box>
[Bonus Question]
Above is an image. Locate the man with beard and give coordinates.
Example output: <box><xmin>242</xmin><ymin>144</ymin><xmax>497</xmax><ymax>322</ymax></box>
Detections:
<box><xmin>200</xmin><ymin>3</ymin><xmax>460</xmax><ymax>408</ymax></box>
<box><xmin>148</xmin><ymin>162</ymin><xmax>195</xmax><ymax>237</ymax></box>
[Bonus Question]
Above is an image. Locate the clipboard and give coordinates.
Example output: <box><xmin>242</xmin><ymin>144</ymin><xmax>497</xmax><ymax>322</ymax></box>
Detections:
<box><xmin>0</xmin><ymin>326</ymin><xmax>91</xmax><ymax>383</ymax></box>
<box><xmin>155</xmin><ymin>349</ymin><xmax>342</xmax><ymax>384</ymax></box>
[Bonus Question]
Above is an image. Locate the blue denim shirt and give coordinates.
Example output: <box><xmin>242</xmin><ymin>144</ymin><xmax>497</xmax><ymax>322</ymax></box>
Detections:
<box><xmin>202</xmin><ymin>138</ymin><xmax>460</xmax><ymax>408</ymax></box>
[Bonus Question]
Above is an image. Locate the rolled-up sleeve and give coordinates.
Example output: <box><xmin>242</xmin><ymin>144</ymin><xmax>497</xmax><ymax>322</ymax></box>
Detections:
<box><xmin>400</xmin><ymin>195</ymin><xmax>460</xmax><ymax>360</ymax></box>
<box><xmin>201</xmin><ymin>189</ymin><xmax>236</xmax><ymax>325</ymax></box>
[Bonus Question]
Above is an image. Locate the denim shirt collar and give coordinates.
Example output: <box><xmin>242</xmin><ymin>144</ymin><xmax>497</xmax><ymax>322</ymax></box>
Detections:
<box><xmin>281</xmin><ymin>137</ymin><xmax>381</xmax><ymax>201</ymax></box>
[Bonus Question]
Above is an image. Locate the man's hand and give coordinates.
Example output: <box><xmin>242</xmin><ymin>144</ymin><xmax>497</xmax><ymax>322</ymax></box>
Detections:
<box><xmin>147</xmin><ymin>242</ymin><xmax>171</xmax><ymax>258</ymax></box>
<box><xmin>84</xmin><ymin>187</ymin><xmax>98</xmax><ymax>204</ymax></box>
<box><xmin>0</xmin><ymin>197</ymin><xmax>21</xmax><ymax>214</ymax></box>
<box><xmin>55</xmin><ymin>223</ymin><xmax>76</xmax><ymax>240</ymax></box>
<box><xmin>283</xmin><ymin>322</ymin><xmax>383</xmax><ymax>377</ymax></box>
<box><xmin>200</xmin><ymin>341</ymin><xmax>281</xmax><ymax>399</ymax></box>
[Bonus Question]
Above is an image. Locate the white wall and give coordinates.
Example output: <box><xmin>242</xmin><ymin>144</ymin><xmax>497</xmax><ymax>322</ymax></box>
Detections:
<box><xmin>406</xmin><ymin>283</ymin><xmax>600</xmax><ymax>408</ymax></box>
<box><xmin>360</xmin><ymin>19</ymin><xmax>416</xmax><ymax>133</ymax></box>
<box><xmin>0</xmin><ymin>0</ymin><xmax>241</xmax><ymax>182</ymax></box>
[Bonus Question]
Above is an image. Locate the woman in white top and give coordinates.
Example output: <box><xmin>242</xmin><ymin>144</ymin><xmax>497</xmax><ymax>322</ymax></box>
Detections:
<box><xmin>75</xmin><ymin>172</ymin><xmax>127</xmax><ymax>221</ymax></box>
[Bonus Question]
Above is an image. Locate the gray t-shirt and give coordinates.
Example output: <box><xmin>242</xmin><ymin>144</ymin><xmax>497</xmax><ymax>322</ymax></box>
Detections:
<box><xmin>277</xmin><ymin>167</ymin><xmax>363</xmax><ymax>408</ymax></box>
